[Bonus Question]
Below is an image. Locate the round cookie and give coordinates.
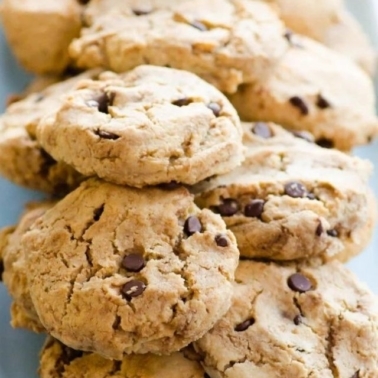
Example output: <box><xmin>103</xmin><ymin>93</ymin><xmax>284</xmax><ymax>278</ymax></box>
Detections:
<box><xmin>0</xmin><ymin>0</ymin><xmax>83</xmax><ymax>74</ymax></box>
<box><xmin>23</xmin><ymin>178</ymin><xmax>239</xmax><ymax>359</ymax></box>
<box><xmin>0</xmin><ymin>70</ymin><xmax>101</xmax><ymax>194</ymax></box>
<box><xmin>69</xmin><ymin>0</ymin><xmax>289</xmax><ymax>93</ymax></box>
<box><xmin>193</xmin><ymin>122</ymin><xmax>375</xmax><ymax>262</ymax></box>
<box><xmin>229</xmin><ymin>36</ymin><xmax>378</xmax><ymax>151</ymax></box>
<box><xmin>36</xmin><ymin>66</ymin><xmax>243</xmax><ymax>188</ymax></box>
<box><xmin>194</xmin><ymin>260</ymin><xmax>378</xmax><ymax>378</ymax></box>
<box><xmin>1</xmin><ymin>201</ymin><xmax>55</xmax><ymax>333</ymax></box>
<box><xmin>39</xmin><ymin>337</ymin><xmax>206</xmax><ymax>378</ymax></box>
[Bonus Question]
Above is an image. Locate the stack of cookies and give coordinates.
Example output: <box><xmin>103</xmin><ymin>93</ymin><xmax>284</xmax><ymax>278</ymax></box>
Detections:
<box><xmin>0</xmin><ymin>1</ymin><xmax>378</xmax><ymax>377</ymax></box>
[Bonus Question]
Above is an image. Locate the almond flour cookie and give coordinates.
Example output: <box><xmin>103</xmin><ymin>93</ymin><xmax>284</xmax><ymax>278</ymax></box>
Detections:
<box><xmin>229</xmin><ymin>36</ymin><xmax>378</xmax><ymax>151</ymax></box>
<box><xmin>69</xmin><ymin>0</ymin><xmax>289</xmax><ymax>93</ymax></box>
<box><xmin>1</xmin><ymin>201</ymin><xmax>55</xmax><ymax>333</ymax></box>
<box><xmin>0</xmin><ymin>71</ymin><xmax>101</xmax><ymax>194</ymax></box>
<box><xmin>0</xmin><ymin>0</ymin><xmax>83</xmax><ymax>74</ymax></box>
<box><xmin>194</xmin><ymin>260</ymin><xmax>378</xmax><ymax>378</ymax></box>
<box><xmin>37</xmin><ymin>66</ymin><xmax>243</xmax><ymax>188</ymax></box>
<box><xmin>39</xmin><ymin>337</ymin><xmax>206</xmax><ymax>378</ymax></box>
<box><xmin>193</xmin><ymin>122</ymin><xmax>375</xmax><ymax>262</ymax></box>
<box><xmin>23</xmin><ymin>179</ymin><xmax>239</xmax><ymax>359</ymax></box>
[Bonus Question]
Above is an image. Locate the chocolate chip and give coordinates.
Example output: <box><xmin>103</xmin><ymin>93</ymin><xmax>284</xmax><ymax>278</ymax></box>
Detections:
<box><xmin>293</xmin><ymin>315</ymin><xmax>302</xmax><ymax>325</ymax></box>
<box><xmin>190</xmin><ymin>20</ymin><xmax>207</xmax><ymax>31</ymax></box>
<box><xmin>291</xmin><ymin>130</ymin><xmax>314</xmax><ymax>143</ymax></box>
<box><xmin>172</xmin><ymin>98</ymin><xmax>192</xmax><ymax>107</ymax></box>
<box><xmin>122</xmin><ymin>254</ymin><xmax>145</xmax><ymax>272</ymax></box>
<box><xmin>95</xmin><ymin>130</ymin><xmax>120</xmax><ymax>140</ymax></box>
<box><xmin>216</xmin><ymin>199</ymin><xmax>239</xmax><ymax>217</ymax></box>
<box><xmin>184</xmin><ymin>216</ymin><xmax>203</xmax><ymax>236</ymax></box>
<box><xmin>215</xmin><ymin>234</ymin><xmax>228</xmax><ymax>247</ymax></box>
<box><xmin>122</xmin><ymin>280</ymin><xmax>146</xmax><ymax>300</ymax></box>
<box><xmin>316</xmin><ymin>138</ymin><xmax>334</xmax><ymax>149</ymax></box>
<box><xmin>87</xmin><ymin>92</ymin><xmax>115</xmax><ymax>114</ymax></box>
<box><xmin>316</xmin><ymin>221</ymin><xmax>323</xmax><ymax>236</ymax></box>
<box><xmin>132</xmin><ymin>9</ymin><xmax>151</xmax><ymax>16</ymax></box>
<box><xmin>351</xmin><ymin>371</ymin><xmax>360</xmax><ymax>378</ymax></box>
<box><xmin>207</xmin><ymin>102</ymin><xmax>221</xmax><ymax>117</ymax></box>
<box><xmin>307</xmin><ymin>193</ymin><xmax>316</xmax><ymax>200</ymax></box>
<box><xmin>316</xmin><ymin>94</ymin><xmax>331</xmax><ymax>109</ymax></box>
<box><xmin>158</xmin><ymin>181</ymin><xmax>181</xmax><ymax>190</ymax></box>
<box><xmin>289</xmin><ymin>96</ymin><xmax>309</xmax><ymax>115</ymax></box>
<box><xmin>288</xmin><ymin>273</ymin><xmax>312</xmax><ymax>293</ymax></box>
<box><xmin>235</xmin><ymin>318</ymin><xmax>255</xmax><ymax>332</ymax></box>
<box><xmin>327</xmin><ymin>229</ymin><xmax>339</xmax><ymax>237</ymax></box>
<box><xmin>252</xmin><ymin>122</ymin><xmax>272</xmax><ymax>139</ymax></box>
<box><xmin>93</xmin><ymin>205</ymin><xmax>104</xmax><ymax>221</ymax></box>
<box><xmin>244</xmin><ymin>199</ymin><xmax>265</xmax><ymax>218</ymax></box>
<box><xmin>284</xmin><ymin>182</ymin><xmax>307</xmax><ymax>198</ymax></box>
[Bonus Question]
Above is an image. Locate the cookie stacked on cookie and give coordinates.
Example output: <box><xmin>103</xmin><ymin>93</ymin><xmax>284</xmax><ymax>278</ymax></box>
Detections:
<box><xmin>0</xmin><ymin>0</ymin><xmax>378</xmax><ymax>377</ymax></box>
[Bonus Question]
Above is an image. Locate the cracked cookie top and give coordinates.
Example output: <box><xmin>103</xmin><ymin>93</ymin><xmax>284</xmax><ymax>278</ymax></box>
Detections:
<box><xmin>69</xmin><ymin>0</ymin><xmax>289</xmax><ymax>93</ymax></box>
<box><xmin>36</xmin><ymin>65</ymin><xmax>243</xmax><ymax>187</ymax></box>
<box><xmin>194</xmin><ymin>260</ymin><xmax>378</xmax><ymax>378</ymax></box>
<box><xmin>193</xmin><ymin>122</ymin><xmax>375</xmax><ymax>262</ymax></box>
<box><xmin>23</xmin><ymin>178</ymin><xmax>239</xmax><ymax>359</ymax></box>
<box><xmin>39</xmin><ymin>337</ymin><xmax>206</xmax><ymax>378</ymax></box>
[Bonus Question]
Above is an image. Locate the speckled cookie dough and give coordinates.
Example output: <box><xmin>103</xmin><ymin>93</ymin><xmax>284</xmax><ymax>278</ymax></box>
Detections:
<box><xmin>36</xmin><ymin>66</ymin><xmax>244</xmax><ymax>187</ymax></box>
<box><xmin>193</xmin><ymin>122</ymin><xmax>375</xmax><ymax>262</ymax></box>
<box><xmin>229</xmin><ymin>36</ymin><xmax>378</xmax><ymax>151</ymax></box>
<box><xmin>23</xmin><ymin>178</ymin><xmax>239</xmax><ymax>359</ymax></box>
<box><xmin>39</xmin><ymin>337</ymin><xmax>206</xmax><ymax>378</ymax></box>
<box><xmin>69</xmin><ymin>0</ymin><xmax>289</xmax><ymax>93</ymax></box>
<box><xmin>195</xmin><ymin>260</ymin><xmax>378</xmax><ymax>378</ymax></box>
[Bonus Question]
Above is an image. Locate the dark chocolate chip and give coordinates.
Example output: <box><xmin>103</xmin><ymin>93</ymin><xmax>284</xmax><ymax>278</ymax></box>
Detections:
<box><xmin>216</xmin><ymin>199</ymin><xmax>239</xmax><ymax>217</ymax></box>
<box><xmin>252</xmin><ymin>122</ymin><xmax>272</xmax><ymax>139</ymax></box>
<box><xmin>122</xmin><ymin>280</ymin><xmax>146</xmax><ymax>300</ymax></box>
<box><xmin>93</xmin><ymin>205</ymin><xmax>104</xmax><ymax>221</ymax></box>
<box><xmin>95</xmin><ymin>130</ymin><xmax>120</xmax><ymax>140</ymax></box>
<box><xmin>316</xmin><ymin>138</ymin><xmax>334</xmax><ymax>149</ymax></box>
<box><xmin>184</xmin><ymin>216</ymin><xmax>203</xmax><ymax>236</ymax></box>
<box><xmin>327</xmin><ymin>229</ymin><xmax>339</xmax><ymax>237</ymax></box>
<box><xmin>293</xmin><ymin>315</ymin><xmax>302</xmax><ymax>325</ymax></box>
<box><xmin>235</xmin><ymin>318</ymin><xmax>255</xmax><ymax>332</ymax></box>
<box><xmin>190</xmin><ymin>20</ymin><xmax>207</xmax><ymax>31</ymax></box>
<box><xmin>289</xmin><ymin>96</ymin><xmax>309</xmax><ymax>115</ymax></box>
<box><xmin>215</xmin><ymin>234</ymin><xmax>228</xmax><ymax>247</ymax></box>
<box><xmin>158</xmin><ymin>181</ymin><xmax>181</xmax><ymax>190</ymax></box>
<box><xmin>244</xmin><ymin>199</ymin><xmax>265</xmax><ymax>218</ymax></box>
<box><xmin>284</xmin><ymin>182</ymin><xmax>308</xmax><ymax>198</ymax></box>
<box><xmin>351</xmin><ymin>371</ymin><xmax>360</xmax><ymax>378</ymax></box>
<box><xmin>291</xmin><ymin>130</ymin><xmax>314</xmax><ymax>143</ymax></box>
<box><xmin>316</xmin><ymin>94</ymin><xmax>331</xmax><ymax>109</ymax></box>
<box><xmin>315</xmin><ymin>221</ymin><xmax>323</xmax><ymax>236</ymax></box>
<box><xmin>132</xmin><ymin>9</ymin><xmax>151</xmax><ymax>16</ymax></box>
<box><xmin>122</xmin><ymin>254</ymin><xmax>145</xmax><ymax>272</ymax></box>
<box><xmin>207</xmin><ymin>102</ymin><xmax>221</xmax><ymax>117</ymax></box>
<box><xmin>288</xmin><ymin>273</ymin><xmax>312</xmax><ymax>293</ymax></box>
<box><xmin>87</xmin><ymin>92</ymin><xmax>114</xmax><ymax>114</ymax></box>
<box><xmin>172</xmin><ymin>98</ymin><xmax>192</xmax><ymax>107</ymax></box>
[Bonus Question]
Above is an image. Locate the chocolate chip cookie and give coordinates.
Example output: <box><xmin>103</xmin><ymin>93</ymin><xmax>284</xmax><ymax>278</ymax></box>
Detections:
<box><xmin>195</xmin><ymin>260</ymin><xmax>378</xmax><ymax>378</ymax></box>
<box><xmin>36</xmin><ymin>66</ymin><xmax>243</xmax><ymax>187</ymax></box>
<box><xmin>23</xmin><ymin>178</ymin><xmax>239</xmax><ymax>359</ymax></box>
<box><xmin>229</xmin><ymin>36</ymin><xmax>378</xmax><ymax>151</ymax></box>
<box><xmin>193</xmin><ymin>122</ymin><xmax>375</xmax><ymax>262</ymax></box>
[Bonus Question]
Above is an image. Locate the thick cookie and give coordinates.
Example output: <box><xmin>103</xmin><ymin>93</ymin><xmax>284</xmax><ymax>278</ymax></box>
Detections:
<box><xmin>69</xmin><ymin>0</ymin><xmax>289</xmax><ymax>93</ymax></box>
<box><xmin>23</xmin><ymin>178</ymin><xmax>239</xmax><ymax>359</ymax></box>
<box><xmin>229</xmin><ymin>36</ymin><xmax>378</xmax><ymax>151</ymax></box>
<box><xmin>193</xmin><ymin>122</ymin><xmax>375</xmax><ymax>262</ymax></box>
<box><xmin>195</xmin><ymin>260</ymin><xmax>378</xmax><ymax>378</ymax></box>
<box><xmin>0</xmin><ymin>71</ymin><xmax>101</xmax><ymax>194</ymax></box>
<box><xmin>1</xmin><ymin>201</ymin><xmax>55</xmax><ymax>333</ymax></box>
<box><xmin>36</xmin><ymin>66</ymin><xmax>243</xmax><ymax>187</ymax></box>
<box><xmin>0</xmin><ymin>0</ymin><xmax>83</xmax><ymax>74</ymax></box>
<box><xmin>39</xmin><ymin>337</ymin><xmax>206</xmax><ymax>378</ymax></box>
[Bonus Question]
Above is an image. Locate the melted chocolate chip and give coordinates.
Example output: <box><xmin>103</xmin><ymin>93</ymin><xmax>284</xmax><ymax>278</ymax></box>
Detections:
<box><xmin>284</xmin><ymin>182</ymin><xmax>308</xmax><ymax>198</ymax></box>
<box><xmin>244</xmin><ymin>199</ymin><xmax>265</xmax><ymax>218</ymax></box>
<box><xmin>293</xmin><ymin>315</ymin><xmax>302</xmax><ymax>325</ymax></box>
<box><xmin>289</xmin><ymin>96</ymin><xmax>309</xmax><ymax>115</ymax></box>
<box><xmin>122</xmin><ymin>254</ymin><xmax>145</xmax><ymax>272</ymax></box>
<box><xmin>291</xmin><ymin>130</ymin><xmax>314</xmax><ymax>143</ymax></box>
<box><xmin>158</xmin><ymin>181</ymin><xmax>181</xmax><ymax>190</ymax></box>
<box><xmin>215</xmin><ymin>234</ymin><xmax>228</xmax><ymax>247</ymax></box>
<box><xmin>252</xmin><ymin>122</ymin><xmax>272</xmax><ymax>139</ymax></box>
<box><xmin>93</xmin><ymin>205</ymin><xmax>104</xmax><ymax>221</ymax></box>
<box><xmin>87</xmin><ymin>92</ymin><xmax>115</xmax><ymax>114</ymax></box>
<box><xmin>235</xmin><ymin>318</ymin><xmax>255</xmax><ymax>332</ymax></box>
<box><xmin>216</xmin><ymin>199</ymin><xmax>239</xmax><ymax>217</ymax></box>
<box><xmin>190</xmin><ymin>20</ymin><xmax>207</xmax><ymax>31</ymax></box>
<box><xmin>122</xmin><ymin>280</ymin><xmax>146</xmax><ymax>300</ymax></box>
<box><xmin>95</xmin><ymin>130</ymin><xmax>120</xmax><ymax>140</ymax></box>
<box><xmin>327</xmin><ymin>229</ymin><xmax>339</xmax><ymax>237</ymax></box>
<box><xmin>316</xmin><ymin>138</ymin><xmax>334</xmax><ymax>149</ymax></box>
<box><xmin>315</xmin><ymin>221</ymin><xmax>323</xmax><ymax>236</ymax></box>
<box><xmin>184</xmin><ymin>216</ymin><xmax>203</xmax><ymax>236</ymax></box>
<box><xmin>207</xmin><ymin>102</ymin><xmax>221</xmax><ymax>117</ymax></box>
<box><xmin>316</xmin><ymin>94</ymin><xmax>331</xmax><ymax>109</ymax></box>
<box><xmin>288</xmin><ymin>273</ymin><xmax>312</xmax><ymax>293</ymax></box>
<box><xmin>132</xmin><ymin>8</ymin><xmax>151</xmax><ymax>16</ymax></box>
<box><xmin>172</xmin><ymin>98</ymin><xmax>192</xmax><ymax>107</ymax></box>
